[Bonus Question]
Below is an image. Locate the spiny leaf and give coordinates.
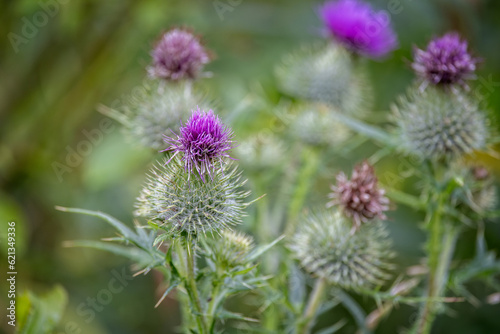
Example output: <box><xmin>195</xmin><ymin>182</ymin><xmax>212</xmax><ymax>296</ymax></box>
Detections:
<box><xmin>56</xmin><ymin>206</ymin><xmax>138</xmax><ymax>243</ymax></box>
<box><xmin>245</xmin><ymin>235</ymin><xmax>285</xmax><ymax>262</ymax></box>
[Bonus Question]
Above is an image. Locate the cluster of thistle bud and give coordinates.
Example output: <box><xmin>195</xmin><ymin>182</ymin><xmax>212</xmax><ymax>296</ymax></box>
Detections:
<box><xmin>394</xmin><ymin>32</ymin><xmax>488</xmax><ymax>163</ymax></box>
<box><xmin>291</xmin><ymin>161</ymin><xmax>394</xmax><ymax>290</ymax></box>
<box><xmin>101</xmin><ymin>28</ymin><xmax>213</xmax><ymax>151</ymax></box>
<box><xmin>135</xmin><ymin>108</ymin><xmax>250</xmax><ymax>237</ymax></box>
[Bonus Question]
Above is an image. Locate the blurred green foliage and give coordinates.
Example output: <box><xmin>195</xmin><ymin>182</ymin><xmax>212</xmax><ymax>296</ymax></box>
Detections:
<box><xmin>1</xmin><ymin>0</ymin><xmax>500</xmax><ymax>333</ymax></box>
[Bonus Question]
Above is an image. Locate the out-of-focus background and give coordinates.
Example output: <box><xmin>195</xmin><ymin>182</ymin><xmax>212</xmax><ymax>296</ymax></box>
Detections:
<box><xmin>1</xmin><ymin>0</ymin><xmax>500</xmax><ymax>333</ymax></box>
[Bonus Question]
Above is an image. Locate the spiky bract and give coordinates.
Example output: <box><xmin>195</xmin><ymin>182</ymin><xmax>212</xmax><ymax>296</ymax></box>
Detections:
<box><xmin>394</xmin><ymin>87</ymin><xmax>488</xmax><ymax>161</ymax></box>
<box><xmin>108</xmin><ymin>81</ymin><xmax>209</xmax><ymax>150</ymax></box>
<box><xmin>290</xmin><ymin>210</ymin><xmax>394</xmax><ymax>290</ymax></box>
<box><xmin>235</xmin><ymin>134</ymin><xmax>285</xmax><ymax>170</ymax></box>
<box><xmin>290</xmin><ymin>103</ymin><xmax>350</xmax><ymax>146</ymax></box>
<box><xmin>275</xmin><ymin>44</ymin><xmax>371</xmax><ymax>115</ymax></box>
<box><xmin>134</xmin><ymin>157</ymin><xmax>249</xmax><ymax>236</ymax></box>
<box><xmin>208</xmin><ymin>230</ymin><xmax>254</xmax><ymax>268</ymax></box>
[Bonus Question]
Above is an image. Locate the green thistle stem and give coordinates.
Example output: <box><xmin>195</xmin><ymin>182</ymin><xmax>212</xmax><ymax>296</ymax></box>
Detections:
<box><xmin>206</xmin><ymin>279</ymin><xmax>222</xmax><ymax>333</ymax></box>
<box><xmin>297</xmin><ymin>277</ymin><xmax>327</xmax><ymax>334</ymax></box>
<box><xmin>184</xmin><ymin>239</ymin><xmax>208</xmax><ymax>334</ymax></box>
<box><xmin>413</xmin><ymin>178</ymin><xmax>460</xmax><ymax>334</ymax></box>
<box><xmin>286</xmin><ymin>146</ymin><xmax>321</xmax><ymax>237</ymax></box>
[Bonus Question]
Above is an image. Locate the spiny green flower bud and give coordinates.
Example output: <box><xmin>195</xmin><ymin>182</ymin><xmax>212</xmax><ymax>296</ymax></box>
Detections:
<box><xmin>103</xmin><ymin>81</ymin><xmax>210</xmax><ymax>151</ymax></box>
<box><xmin>451</xmin><ymin>165</ymin><xmax>497</xmax><ymax>215</ymax></box>
<box><xmin>235</xmin><ymin>134</ymin><xmax>286</xmax><ymax>171</ymax></box>
<box><xmin>290</xmin><ymin>103</ymin><xmax>350</xmax><ymax>146</ymax></box>
<box><xmin>290</xmin><ymin>210</ymin><xmax>394</xmax><ymax>290</ymax></box>
<box><xmin>394</xmin><ymin>87</ymin><xmax>488</xmax><ymax>161</ymax></box>
<box><xmin>275</xmin><ymin>43</ymin><xmax>371</xmax><ymax>115</ymax></box>
<box><xmin>134</xmin><ymin>156</ymin><xmax>250</xmax><ymax>235</ymax></box>
<box><xmin>207</xmin><ymin>230</ymin><xmax>254</xmax><ymax>268</ymax></box>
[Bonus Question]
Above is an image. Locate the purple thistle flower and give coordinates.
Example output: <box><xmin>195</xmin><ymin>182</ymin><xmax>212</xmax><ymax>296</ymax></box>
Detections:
<box><xmin>163</xmin><ymin>108</ymin><xmax>234</xmax><ymax>181</ymax></box>
<box><xmin>319</xmin><ymin>0</ymin><xmax>398</xmax><ymax>59</ymax></box>
<box><xmin>327</xmin><ymin>161</ymin><xmax>389</xmax><ymax>232</ymax></box>
<box><xmin>412</xmin><ymin>32</ymin><xmax>478</xmax><ymax>88</ymax></box>
<box><xmin>148</xmin><ymin>28</ymin><xmax>210</xmax><ymax>81</ymax></box>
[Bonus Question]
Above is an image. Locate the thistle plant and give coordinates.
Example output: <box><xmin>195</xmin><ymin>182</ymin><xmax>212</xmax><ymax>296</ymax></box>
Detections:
<box><xmin>53</xmin><ymin>5</ymin><xmax>500</xmax><ymax>334</ymax></box>
<box><xmin>99</xmin><ymin>28</ymin><xmax>212</xmax><ymax>151</ymax></box>
<box><xmin>275</xmin><ymin>43</ymin><xmax>372</xmax><ymax>115</ymax></box>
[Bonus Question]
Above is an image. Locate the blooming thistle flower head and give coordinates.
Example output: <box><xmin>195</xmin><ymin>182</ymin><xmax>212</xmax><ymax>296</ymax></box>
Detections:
<box><xmin>102</xmin><ymin>81</ymin><xmax>210</xmax><ymax>150</ymax></box>
<box><xmin>163</xmin><ymin>108</ymin><xmax>235</xmax><ymax>181</ymax></box>
<box><xmin>275</xmin><ymin>43</ymin><xmax>372</xmax><ymax>114</ymax></box>
<box><xmin>412</xmin><ymin>32</ymin><xmax>478</xmax><ymax>88</ymax></box>
<box><xmin>320</xmin><ymin>0</ymin><xmax>398</xmax><ymax>58</ymax></box>
<box><xmin>290</xmin><ymin>210</ymin><xmax>394</xmax><ymax>290</ymax></box>
<box><xmin>394</xmin><ymin>86</ymin><xmax>488</xmax><ymax>161</ymax></box>
<box><xmin>134</xmin><ymin>156</ymin><xmax>249</xmax><ymax>236</ymax></box>
<box><xmin>328</xmin><ymin>161</ymin><xmax>389</xmax><ymax>231</ymax></box>
<box><xmin>148</xmin><ymin>28</ymin><xmax>210</xmax><ymax>81</ymax></box>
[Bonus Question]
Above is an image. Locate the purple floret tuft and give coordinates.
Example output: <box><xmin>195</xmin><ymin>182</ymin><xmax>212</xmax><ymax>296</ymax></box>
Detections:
<box><xmin>412</xmin><ymin>32</ymin><xmax>478</xmax><ymax>88</ymax></box>
<box><xmin>163</xmin><ymin>108</ymin><xmax>234</xmax><ymax>181</ymax></box>
<box><xmin>148</xmin><ymin>28</ymin><xmax>210</xmax><ymax>81</ymax></box>
<box><xmin>319</xmin><ymin>0</ymin><xmax>398</xmax><ymax>58</ymax></box>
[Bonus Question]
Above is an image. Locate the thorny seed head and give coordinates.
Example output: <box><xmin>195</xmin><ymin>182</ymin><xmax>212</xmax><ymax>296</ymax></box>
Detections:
<box><xmin>394</xmin><ymin>86</ymin><xmax>488</xmax><ymax>161</ymax></box>
<box><xmin>328</xmin><ymin>161</ymin><xmax>389</xmax><ymax>231</ymax></box>
<box><xmin>290</xmin><ymin>210</ymin><xmax>394</xmax><ymax>290</ymax></box>
<box><xmin>134</xmin><ymin>156</ymin><xmax>249</xmax><ymax>236</ymax></box>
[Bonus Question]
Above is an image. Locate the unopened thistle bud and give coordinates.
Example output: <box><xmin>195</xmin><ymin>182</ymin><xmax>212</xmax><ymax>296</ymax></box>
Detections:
<box><xmin>290</xmin><ymin>210</ymin><xmax>394</xmax><ymax>290</ymax></box>
<box><xmin>328</xmin><ymin>161</ymin><xmax>389</xmax><ymax>231</ymax></box>
<box><xmin>452</xmin><ymin>165</ymin><xmax>497</xmax><ymax>215</ymax></box>
<box><xmin>206</xmin><ymin>230</ymin><xmax>254</xmax><ymax>269</ymax></box>
<box><xmin>134</xmin><ymin>157</ymin><xmax>249</xmax><ymax>236</ymax></box>
<box><xmin>235</xmin><ymin>134</ymin><xmax>285</xmax><ymax>171</ymax></box>
<box><xmin>412</xmin><ymin>32</ymin><xmax>478</xmax><ymax>89</ymax></box>
<box><xmin>275</xmin><ymin>44</ymin><xmax>371</xmax><ymax>114</ymax></box>
<box><xmin>163</xmin><ymin>108</ymin><xmax>235</xmax><ymax>182</ymax></box>
<box><xmin>290</xmin><ymin>103</ymin><xmax>350</xmax><ymax>146</ymax></box>
<box><xmin>103</xmin><ymin>81</ymin><xmax>209</xmax><ymax>150</ymax></box>
<box><xmin>394</xmin><ymin>87</ymin><xmax>488</xmax><ymax>161</ymax></box>
<box><xmin>148</xmin><ymin>28</ymin><xmax>211</xmax><ymax>81</ymax></box>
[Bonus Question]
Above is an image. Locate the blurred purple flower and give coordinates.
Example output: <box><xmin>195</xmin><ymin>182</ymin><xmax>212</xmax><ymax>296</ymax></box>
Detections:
<box><xmin>163</xmin><ymin>108</ymin><xmax>234</xmax><ymax>181</ymax></box>
<box><xmin>148</xmin><ymin>28</ymin><xmax>210</xmax><ymax>81</ymax></box>
<box><xmin>412</xmin><ymin>32</ymin><xmax>478</xmax><ymax>87</ymax></box>
<box><xmin>319</xmin><ymin>0</ymin><xmax>397</xmax><ymax>58</ymax></box>
<box><xmin>328</xmin><ymin>161</ymin><xmax>389</xmax><ymax>231</ymax></box>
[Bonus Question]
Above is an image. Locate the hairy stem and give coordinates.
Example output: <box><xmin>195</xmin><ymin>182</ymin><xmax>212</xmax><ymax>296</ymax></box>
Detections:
<box><xmin>206</xmin><ymin>278</ymin><xmax>222</xmax><ymax>333</ymax></box>
<box><xmin>297</xmin><ymin>277</ymin><xmax>327</xmax><ymax>334</ymax></box>
<box><xmin>413</xmin><ymin>186</ymin><xmax>459</xmax><ymax>334</ymax></box>
<box><xmin>184</xmin><ymin>240</ymin><xmax>208</xmax><ymax>334</ymax></box>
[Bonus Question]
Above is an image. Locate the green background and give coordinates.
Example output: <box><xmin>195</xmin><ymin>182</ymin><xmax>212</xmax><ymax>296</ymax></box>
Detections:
<box><xmin>1</xmin><ymin>0</ymin><xmax>500</xmax><ymax>333</ymax></box>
